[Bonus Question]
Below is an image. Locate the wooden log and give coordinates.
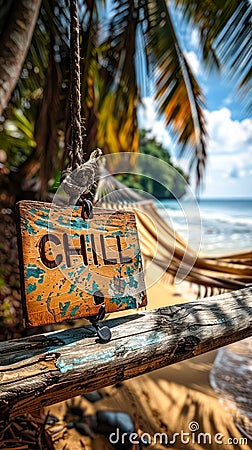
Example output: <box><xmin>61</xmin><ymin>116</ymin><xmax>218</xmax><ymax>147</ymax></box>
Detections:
<box><xmin>0</xmin><ymin>287</ymin><xmax>252</xmax><ymax>419</ymax></box>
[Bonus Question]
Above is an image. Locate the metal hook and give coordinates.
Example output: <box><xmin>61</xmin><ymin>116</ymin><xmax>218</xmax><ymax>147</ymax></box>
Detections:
<box><xmin>90</xmin><ymin>293</ymin><xmax>112</xmax><ymax>343</ymax></box>
<box><xmin>81</xmin><ymin>199</ymin><xmax>93</xmax><ymax>220</ymax></box>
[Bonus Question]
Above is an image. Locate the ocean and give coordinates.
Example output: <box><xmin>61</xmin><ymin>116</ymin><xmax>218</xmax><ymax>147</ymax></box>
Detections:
<box><xmin>159</xmin><ymin>198</ymin><xmax>252</xmax><ymax>257</ymax></box>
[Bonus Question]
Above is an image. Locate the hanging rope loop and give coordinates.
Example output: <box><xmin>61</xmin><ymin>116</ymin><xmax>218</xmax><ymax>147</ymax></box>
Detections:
<box><xmin>69</xmin><ymin>0</ymin><xmax>83</xmax><ymax>170</ymax></box>
<box><xmin>60</xmin><ymin>0</ymin><xmax>102</xmax><ymax>206</ymax></box>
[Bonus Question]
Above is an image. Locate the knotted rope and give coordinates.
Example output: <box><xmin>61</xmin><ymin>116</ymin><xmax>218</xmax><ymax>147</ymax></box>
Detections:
<box><xmin>61</xmin><ymin>0</ymin><xmax>101</xmax><ymax>205</ymax></box>
<box><xmin>69</xmin><ymin>0</ymin><xmax>83</xmax><ymax>170</ymax></box>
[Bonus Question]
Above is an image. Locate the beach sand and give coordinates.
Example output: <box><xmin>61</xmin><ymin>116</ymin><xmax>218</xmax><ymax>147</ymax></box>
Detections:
<box><xmin>45</xmin><ymin>273</ymin><xmax>251</xmax><ymax>449</ymax></box>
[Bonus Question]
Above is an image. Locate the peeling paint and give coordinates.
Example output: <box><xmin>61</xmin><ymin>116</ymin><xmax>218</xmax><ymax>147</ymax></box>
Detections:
<box><xmin>70</xmin><ymin>305</ymin><xmax>80</xmax><ymax>317</ymax></box>
<box><xmin>26</xmin><ymin>264</ymin><xmax>45</xmax><ymax>284</ymax></box>
<box><xmin>68</xmin><ymin>284</ymin><xmax>76</xmax><ymax>294</ymax></box>
<box><xmin>34</xmin><ymin>219</ymin><xmax>55</xmax><ymax>231</ymax></box>
<box><xmin>22</xmin><ymin>218</ymin><xmax>37</xmax><ymax>235</ymax></box>
<box><xmin>110</xmin><ymin>295</ymin><xmax>136</xmax><ymax>308</ymax></box>
<box><xmin>59</xmin><ymin>301</ymin><xmax>70</xmax><ymax>317</ymax></box>
<box><xmin>27</xmin><ymin>283</ymin><xmax>36</xmax><ymax>294</ymax></box>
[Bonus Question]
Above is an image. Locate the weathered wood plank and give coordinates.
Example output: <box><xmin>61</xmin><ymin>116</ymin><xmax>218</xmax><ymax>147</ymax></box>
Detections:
<box><xmin>16</xmin><ymin>200</ymin><xmax>147</xmax><ymax>327</ymax></box>
<box><xmin>0</xmin><ymin>287</ymin><xmax>251</xmax><ymax>419</ymax></box>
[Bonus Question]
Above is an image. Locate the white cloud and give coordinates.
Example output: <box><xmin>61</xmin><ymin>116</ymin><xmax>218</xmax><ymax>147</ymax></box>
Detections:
<box><xmin>200</xmin><ymin>108</ymin><xmax>252</xmax><ymax>197</ymax></box>
<box><xmin>205</xmin><ymin>108</ymin><xmax>252</xmax><ymax>155</ymax></box>
<box><xmin>185</xmin><ymin>50</ymin><xmax>201</xmax><ymax>75</ymax></box>
<box><xmin>138</xmin><ymin>99</ymin><xmax>252</xmax><ymax>197</ymax></box>
<box><xmin>191</xmin><ymin>29</ymin><xmax>200</xmax><ymax>49</ymax></box>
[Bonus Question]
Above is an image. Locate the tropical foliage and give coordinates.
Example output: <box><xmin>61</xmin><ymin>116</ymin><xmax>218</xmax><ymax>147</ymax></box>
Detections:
<box><xmin>117</xmin><ymin>130</ymin><xmax>188</xmax><ymax>199</ymax></box>
<box><xmin>0</xmin><ymin>0</ymin><xmax>251</xmax><ymax>198</ymax></box>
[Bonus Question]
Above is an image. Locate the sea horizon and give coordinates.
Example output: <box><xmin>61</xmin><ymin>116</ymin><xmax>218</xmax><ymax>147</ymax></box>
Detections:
<box><xmin>159</xmin><ymin>197</ymin><xmax>252</xmax><ymax>257</ymax></box>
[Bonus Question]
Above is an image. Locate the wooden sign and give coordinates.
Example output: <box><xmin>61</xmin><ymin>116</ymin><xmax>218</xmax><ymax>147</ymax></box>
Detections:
<box><xmin>16</xmin><ymin>200</ymin><xmax>147</xmax><ymax>327</ymax></box>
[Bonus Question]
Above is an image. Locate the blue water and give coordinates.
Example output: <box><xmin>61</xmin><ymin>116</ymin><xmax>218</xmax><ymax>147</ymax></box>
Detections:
<box><xmin>159</xmin><ymin>198</ymin><xmax>252</xmax><ymax>256</ymax></box>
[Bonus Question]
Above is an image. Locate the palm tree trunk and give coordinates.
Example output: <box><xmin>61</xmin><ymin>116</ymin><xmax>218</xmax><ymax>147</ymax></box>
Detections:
<box><xmin>0</xmin><ymin>0</ymin><xmax>42</xmax><ymax>115</ymax></box>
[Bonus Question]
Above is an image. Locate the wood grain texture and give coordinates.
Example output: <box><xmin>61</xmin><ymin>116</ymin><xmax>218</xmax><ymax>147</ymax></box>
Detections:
<box><xmin>16</xmin><ymin>200</ymin><xmax>147</xmax><ymax>327</ymax></box>
<box><xmin>0</xmin><ymin>287</ymin><xmax>251</xmax><ymax>419</ymax></box>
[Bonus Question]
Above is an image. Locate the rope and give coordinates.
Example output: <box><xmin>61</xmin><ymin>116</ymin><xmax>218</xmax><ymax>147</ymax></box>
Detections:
<box><xmin>60</xmin><ymin>0</ymin><xmax>102</xmax><ymax>206</ymax></box>
<box><xmin>69</xmin><ymin>0</ymin><xmax>83</xmax><ymax>170</ymax></box>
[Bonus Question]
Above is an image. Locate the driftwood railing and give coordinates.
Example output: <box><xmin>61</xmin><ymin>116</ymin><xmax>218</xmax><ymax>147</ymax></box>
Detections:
<box><xmin>0</xmin><ymin>287</ymin><xmax>252</xmax><ymax>419</ymax></box>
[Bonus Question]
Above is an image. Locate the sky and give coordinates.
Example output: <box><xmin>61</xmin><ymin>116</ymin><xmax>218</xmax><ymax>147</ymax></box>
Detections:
<box><xmin>138</xmin><ymin>10</ymin><xmax>252</xmax><ymax>199</ymax></box>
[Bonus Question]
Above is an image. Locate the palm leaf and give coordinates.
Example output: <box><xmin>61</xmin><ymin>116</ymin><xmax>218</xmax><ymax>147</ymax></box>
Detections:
<box><xmin>0</xmin><ymin>0</ymin><xmax>42</xmax><ymax>115</ymax></box>
<box><xmin>175</xmin><ymin>0</ymin><xmax>252</xmax><ymax>112</ymax></box>
<box><xmin>98</xmin><ymin>0</ymin><xmax>140</xmax><ymax>154</ymax></box>
<box><xmin>144</xmin><ymin>0</ymin><xmax>207</xmax><ymax>185</ymax></box>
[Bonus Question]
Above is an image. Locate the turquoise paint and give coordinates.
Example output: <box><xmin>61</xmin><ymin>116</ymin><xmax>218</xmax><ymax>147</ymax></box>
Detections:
<box><xmin>112</xmin><ymin>230</ymin><xmax>124</xmax><ymax>237</ymax></box>
<box><xmin>57</xmin><ymin>215</ymin><xmax>90</xmax><ymax>231</ymax></box>
<box><xmin>110</xmin><ymin>295</ymin><xmax>136</xmax><ymax>308</ymax></box>
<box><xmin>28</xmin><ymin>208</ymin><xmax>37</xmax><ymax>216</ymax></box>
<box><xmin>36</xmin><ymin>295</ymin><xmax>42</xmax><ymax>302</ymax></box>
<box><xmin>128</xmin><ymin>276</ymin><xmax>138</xmax><ymax>289</ymax></box>
<box><xmin>56</xmin><ymin>334</ymin><xmax>163</xmax><ymax>374</ymax></box>
<box><xmin>125</xmin><ymin>266</ymin><xmax>134</xmax><ymax>277</ymax></box>
<box><xmin>57</xmin><ymin>360</ymin><xmax>74</xmax><ymax>373</ymax></box>
<box><xmin>97</xmin><ymin>225</ymin><xmax>107</xmax><ymax>231</ymax></box>
<box><xmin>68</xmin><ymin>271</ymin><xmax>74</xmax><ymax>277</ymax></box>
<box><xmin>40</xmin><ymin>207</ymin><xmax>50</xmax><ymax>214</ymax></box>
<box><xmin>70</xmin><ymin>305</ymin><xmax>80</xmax><ymax>317</ymax></box>
<box><xmin>57</xmin><ymin>216</ymin><xmax>71</xmax><ymax>227</ymax></box>
<box><xmin>40</xmin><ymin>213</ymin><xmax>51</xmax><ymax>220</ymax></box>
<box><xmin>68</xmin><ymin>284</ymin><xmax>76</xmax><ymax>294</ymax></box>
<box><xmin>27</xmin><ymin>282</ymin><xmax>36</xmax><ymax>294</ymax></box>
<box><xmin>57</xmin><ymin>338</ymin><xmax>138</xmax><ymax>373</ymax></box>
<box><xmin>22</xmin><ymin>218</ymin><xmax>37</xmax><ymax>235</ymax></box>
<box><xmin>86</xmin><ymin>279</ymin><xmax>99</xmax><ymax>295</ymax></box>
<box><xmin>59</xmin><ymin>301</ymin><xmax>70</xmax><ymax>317</ymax></box>
<box><xmin>124</xmin><ymin>264</ymin><xmax>138</xmax><ymax>289</ymax></box>
<box><xmin>26</xmin><ymin>265</ymin><xmax>45</xmax><ymax>284</ymax></box>
<box><xmin>34</xmin><ymin>219</ymin><xmax>55</xmax><ymax>231</ymax></box>
<box><xmin>76</xmin><ymin>266</ymin><xmax>85</xmax><ymax>275</ymax></box>
<box><xmin>86</xmin><ymin>234</ymin><xmax>90</xmax><ymax>243</ymax></box>
<box><xmin>87</xmin><ymin>273</ymin><xmax>92</xmax><ymax>281</ymax></box>
<box><xmin>92</xmin><ymin>280</ymin><xmax>99</xmax><ymax>292</ymax></box>
<box><xmin>133</xmin><ymin>252</ymin><xmax>142</xmax><ymax>269</ymax></box>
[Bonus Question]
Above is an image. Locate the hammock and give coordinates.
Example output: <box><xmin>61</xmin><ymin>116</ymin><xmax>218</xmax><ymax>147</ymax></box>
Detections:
<box><xmin>94</xmin><ymin>166</ymin><xmax>252</xmax><ymax>297</ymax></box>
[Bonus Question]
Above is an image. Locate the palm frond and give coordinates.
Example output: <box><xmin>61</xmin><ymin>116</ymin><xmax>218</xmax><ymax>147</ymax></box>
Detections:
<box><xmin>97</xmin><ymin>0</ymin><xmax>140</xmax><ymax>154</ymax></box>
<box><xmin>145</xmin><ymin>0</ymin><xmax>207</xmax><ymax>185</ymax></box>
<box><xmin>0</xmin><ymin>108</ymin><xmax>36</xmax><ymax>168</ymax></box>
<box><xmin>174</xmin><ymin>0</ymin><xmax>252</xmax><ymax>112</ymax></box>
<box><xmin>0</xmin><ymin>0</ymin><xmax>42</xmax><ymax>115</ymax></box>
